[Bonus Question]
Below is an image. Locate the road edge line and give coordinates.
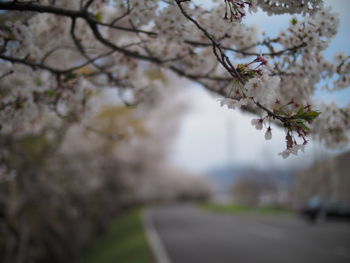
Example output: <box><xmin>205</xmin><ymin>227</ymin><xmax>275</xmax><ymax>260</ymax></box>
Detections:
<box><xmin>143</xmin><ymin>209</ymin><xmax>172</xmax><ymax>263</ymax></box>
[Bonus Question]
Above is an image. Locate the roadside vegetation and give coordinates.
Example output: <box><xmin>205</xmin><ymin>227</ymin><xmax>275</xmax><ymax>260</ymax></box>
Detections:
<box><xmin>84</xmin><ymin>208</ymin><xmax>154</xmax><ymax>263</ymax></box>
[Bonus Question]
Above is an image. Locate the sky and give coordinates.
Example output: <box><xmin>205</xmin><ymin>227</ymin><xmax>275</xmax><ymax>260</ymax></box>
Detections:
<box><xmin>170</xmin><ymin>0</ymin><xmax>350</xmax><ymax>174</ymax></box>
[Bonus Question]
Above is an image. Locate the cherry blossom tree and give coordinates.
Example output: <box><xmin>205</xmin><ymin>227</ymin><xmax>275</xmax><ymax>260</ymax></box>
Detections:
<box><xmin>0</xmin><ymin>0</ymin><xmax>349</xmax><ymax>161</ymax></box>
<box><xmin>0</xmin><ymin>79</ymin><xmax>212</xmax><ymax>263</ymax></box>
<box><xmin>0</xmin><ymin>0</ymin><xmax>349</xmax><ymax>262</ymax></box>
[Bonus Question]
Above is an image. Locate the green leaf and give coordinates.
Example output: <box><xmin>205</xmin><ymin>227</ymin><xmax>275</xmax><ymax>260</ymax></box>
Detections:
<box><xmin>64</xmin><ymin>72</ymin><xmax>77</xmax><ymax>81</ymax></box>
<box><xmin>95</xmin><ymin>12</ymin><xmax>103</xmax><ymax>22</ymax></box>
<box><xmin>301</xmin><ymin>111</ymin><xmax>321</xmax><ymax>121</ymax></box>
<box><xmin>34</xmin><ymin>77</ymin><xmax>43</xmax><ymax>86</ymax></box>
<box><xmin>289</xmin><ymin>119</ymin><xmax>309</xmax><ymax>131</ymax></box>
<box><xmin>294</xmin><ymin>109</ymin><xmax>321</xmax><ymax>122</ymax></box>
<box><xmin>296</xmin><ymin>106</ymin><xmax>305</xmax><ymax>116</ymax></box>
<box><xmin>296</xmin><ymin>121</ymin><xmax>310</xmax><ymax>131</ymax></box>
<box><xmin>246</xmin><ymin>69</ymin><xmax>257</xmax><ymax>78</ymax></box>
<box><xmin>291</xmin><ymin>18</ymin><xmax>298</xmax><ymax>25</ymax></box>
<box><xmin>45</xmin><ymin>89</ymin><xmax>57</xmax><ymax>99</ymax></box>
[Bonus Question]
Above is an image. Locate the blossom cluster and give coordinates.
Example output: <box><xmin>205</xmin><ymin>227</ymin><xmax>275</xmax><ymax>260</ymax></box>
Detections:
<box><xmin>258</xmin><ymin>0</ymin><xmax>323</xmax><ymax>15</ymax></box>
<box><xmin>0</xmin><ymin>0</ymin><xmax>349</xmax><ymax>159</ymax></box>
<box><xmin>312</xmin><ymin>102</ymin><xmax>350</xmax><ymax>149</ymax></box>
<box><xmin>223</xmin><ymin>0</ymin><xmax>258</xmax><ymax>22</ymax></box>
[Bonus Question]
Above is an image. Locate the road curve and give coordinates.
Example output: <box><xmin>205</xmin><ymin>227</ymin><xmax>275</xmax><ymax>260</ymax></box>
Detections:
<box><xmin>150</xmin><ymin>204</ymin><xmax>350</xmax><ymax>263</ymax></box>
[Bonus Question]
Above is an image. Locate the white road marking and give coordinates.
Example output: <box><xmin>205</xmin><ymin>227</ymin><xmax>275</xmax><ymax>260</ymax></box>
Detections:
<box><xmin>143</xmin><ymin>209</ymin><xmax>172</xmax><ymax>263</ymax></box>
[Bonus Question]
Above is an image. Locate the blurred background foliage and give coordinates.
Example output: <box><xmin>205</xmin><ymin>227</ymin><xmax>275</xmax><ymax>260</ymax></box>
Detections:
<box><xmin>0</xmin><ymin>87</ymin><xmax>212</xmax><ymax>263</ymax></box>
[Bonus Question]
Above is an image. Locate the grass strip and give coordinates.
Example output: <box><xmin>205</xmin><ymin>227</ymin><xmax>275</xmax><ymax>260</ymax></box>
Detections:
<box><xmin>85</xmin><ymin>208</ymin><xmax>154</xmax><ymax>263</ymax></box>
<box><xmin>201</xmin><ymin>202</ymin><xmax>293</xmax><ymax>215</ymax></box>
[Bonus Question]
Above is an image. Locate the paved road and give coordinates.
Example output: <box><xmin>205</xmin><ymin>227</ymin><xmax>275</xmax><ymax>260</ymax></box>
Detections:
<box><xmin>151</xmin><ymin>204</ymin><xmax>350</xmax><ymax>263</ymax></box>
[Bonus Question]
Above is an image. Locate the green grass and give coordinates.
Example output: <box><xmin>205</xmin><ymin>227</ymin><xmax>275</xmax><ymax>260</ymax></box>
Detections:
<box><xmin>201</xmin><ymin>202</ymin><xmax>294</xmax><ymax>215</ymax></box>
<box><xmin>84</xmin><ymin>208</ymin><xmax>154</xmax><ymax>263</ymax></box>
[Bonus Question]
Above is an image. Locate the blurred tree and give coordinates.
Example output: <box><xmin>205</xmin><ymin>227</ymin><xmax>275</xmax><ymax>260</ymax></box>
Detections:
<box><xmin>295</xmin><ymin>151</ymin><xmax>350</xmax><ymax>205</ymax></box>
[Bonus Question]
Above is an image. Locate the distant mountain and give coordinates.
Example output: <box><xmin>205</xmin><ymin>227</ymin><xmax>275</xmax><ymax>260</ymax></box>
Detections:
<box><xmin>205</xmin><ymin>166</ymin><xmax>296</xmax><ymax>194</ymax></box>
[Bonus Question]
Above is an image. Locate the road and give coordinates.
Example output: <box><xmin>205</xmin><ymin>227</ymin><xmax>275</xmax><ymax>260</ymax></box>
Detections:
<box><xmin>150</xmin><ymin>204</ymin><xmax>350</xmax><ymax>263</ymax></box>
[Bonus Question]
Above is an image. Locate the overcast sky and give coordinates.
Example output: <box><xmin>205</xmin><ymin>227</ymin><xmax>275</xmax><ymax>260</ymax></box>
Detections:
<box><xmin>170</xmin><ymin>0</ymin><xmax>350</xmax><ymax>174</ymax></box>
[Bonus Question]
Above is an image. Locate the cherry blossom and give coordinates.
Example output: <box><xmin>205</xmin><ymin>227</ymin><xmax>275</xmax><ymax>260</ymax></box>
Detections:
<box><xmin>265</xmin><ymin>127</ymin><xmax>272</xmax><ymax>140</ymax></box>
<box><xmin>251</xmin><ymin>118</ymin><xmax>264</xmax><ymax>130</ymax></box>
<box><xmin>0</xmin><ymin>0</ymin><xmax>349</xmax><ymax>159</ymax></box>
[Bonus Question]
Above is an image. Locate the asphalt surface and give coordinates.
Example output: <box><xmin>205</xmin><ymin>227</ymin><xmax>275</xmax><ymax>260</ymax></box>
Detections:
<box><xmin>151</xmin><ymin>204</ymin><xmax>350</xmax><ymax>263</ymax></box>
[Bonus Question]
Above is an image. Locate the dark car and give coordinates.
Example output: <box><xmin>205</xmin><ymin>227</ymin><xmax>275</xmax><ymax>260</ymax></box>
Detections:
<box><xmin>299</xmin><ymin>196</ymin><xmax>350</xmax><ymax>222</ymax></box>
